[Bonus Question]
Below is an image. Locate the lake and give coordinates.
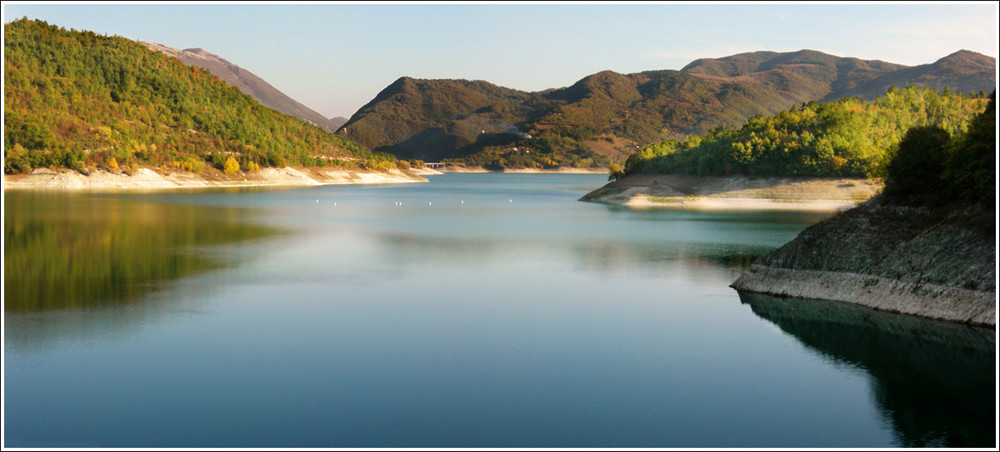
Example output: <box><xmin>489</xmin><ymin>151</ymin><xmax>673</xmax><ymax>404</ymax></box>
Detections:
<box><xmin>3</xmin><ymin>173</ymin><xmax>995</xmax><ymax>448</ymax></box>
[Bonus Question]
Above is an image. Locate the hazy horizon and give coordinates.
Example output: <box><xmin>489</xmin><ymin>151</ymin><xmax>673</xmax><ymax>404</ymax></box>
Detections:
<box><xmin>3</xmin><ymin>2</ymin><xmax>997</xmax><ymax>119</ymax></box>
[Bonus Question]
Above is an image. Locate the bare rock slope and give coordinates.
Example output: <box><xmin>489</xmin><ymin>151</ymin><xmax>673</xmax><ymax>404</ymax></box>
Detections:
<box><xmin>731</xmin><ymin>196</ymin><xmax>996</xmax><ymax>327</ymax></box>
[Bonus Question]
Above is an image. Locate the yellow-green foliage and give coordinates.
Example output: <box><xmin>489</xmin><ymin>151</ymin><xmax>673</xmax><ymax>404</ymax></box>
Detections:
<box><xmin>624</xmin><ymin>86</ymin><xmax>989</xmax><ymax>177</ymax></box>
<box><xmin>223</xmin><ymin>156</ymin><xmax>240</xmax><ymax>174</ymax></box>
<box><xmin>175</xmin><ymin>156</ymin><xmax>203</xmax><ymax>173</ymax></box>
<box><xmin>3</xmin><ymin>18</ymin><xmax>382</xmax><ymax>174</ymax></box>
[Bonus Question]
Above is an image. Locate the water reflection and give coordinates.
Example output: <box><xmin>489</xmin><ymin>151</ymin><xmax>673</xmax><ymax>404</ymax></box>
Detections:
<box><xmin>736</xmin><ymin>291</ymin><xmax>996</xmax><ymax>448</ymax></box>
<box><xmin>4</xmin><ymin>191</ymin><xmax>280</xmax><ymax>313</ymax></box>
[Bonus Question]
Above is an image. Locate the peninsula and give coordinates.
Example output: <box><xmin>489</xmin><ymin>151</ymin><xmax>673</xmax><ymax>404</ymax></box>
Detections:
<box><xmin>732</xmin><ymin>94</ymin><xmax>996</xmax><ymax>327</ymax></box>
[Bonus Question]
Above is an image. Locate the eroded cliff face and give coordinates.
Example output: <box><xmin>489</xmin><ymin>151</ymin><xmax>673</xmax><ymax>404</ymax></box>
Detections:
<box><xmin>731</xmin><ymin>196</ymin><xmax>996</xmax><ymax>327</ymax></box>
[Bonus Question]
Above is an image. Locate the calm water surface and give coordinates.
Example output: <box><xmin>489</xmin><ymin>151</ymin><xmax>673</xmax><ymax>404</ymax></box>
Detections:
<box><xmin>4</xmin><ymin>173</ymin><xmax>995</xmax><ymax>448</ymax></box>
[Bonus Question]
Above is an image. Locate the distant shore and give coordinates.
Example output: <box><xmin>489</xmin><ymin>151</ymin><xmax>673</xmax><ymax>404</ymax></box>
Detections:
<box><xmin>440</xmin><ymin>166</ymin><xmax>610</xmax><ymax>174</ymax></box>
<box><xmin>580</xmin><ymin>174</ymin><xmax>883</xmax><ymax>212</ymax></box>
<box><xmin>2</xmin><ymin>166</ymin><xmax>440</xmax><ymax>191</ymax></box>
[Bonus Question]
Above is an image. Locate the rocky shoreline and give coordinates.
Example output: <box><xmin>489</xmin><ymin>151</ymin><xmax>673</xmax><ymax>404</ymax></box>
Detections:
<box><xmin>2</xmin><ymin>166</ymin><xmax>439</xmax><ymax>191</ymax></box>
<box><xmin>580</xmin><ymin>174</ymin><xmax>882</xmax><ymax>211</ymax></box>
<box><xmin>730</xmin><ymin>197</ymin><xmax>996</xmax><ymax>327</ymax></box>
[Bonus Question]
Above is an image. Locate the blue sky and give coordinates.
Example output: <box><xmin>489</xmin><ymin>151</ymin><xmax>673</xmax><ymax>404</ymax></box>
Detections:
<box><xmin>3</xmin><ymin>2</ymin><xmax>997</xmax><ymax>119</ymax></box>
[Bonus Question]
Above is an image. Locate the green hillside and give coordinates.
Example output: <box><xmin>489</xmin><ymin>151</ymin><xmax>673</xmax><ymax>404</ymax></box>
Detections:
<box><xmin>4</xmin><ymin>19</ymin><xmax>393</xmax><ymax>175</ymax></box>
<box><xmin>338</xmin><ymin>49</ymin><xmax>995</xmax><ymax>170</ymax></box>
<box><xmin>621</xmin><ymin>85</ymin><xmax>989</xmax><ymax>178</ymax></box>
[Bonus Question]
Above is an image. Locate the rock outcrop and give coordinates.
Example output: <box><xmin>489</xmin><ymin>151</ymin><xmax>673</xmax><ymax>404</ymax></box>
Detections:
<box><xmin>730</xmin><ymin>196</ymin><xmax>996</xmax><ymax>327</ymax></box>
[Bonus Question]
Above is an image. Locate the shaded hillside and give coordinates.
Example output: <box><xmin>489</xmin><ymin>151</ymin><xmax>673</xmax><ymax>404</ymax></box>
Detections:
<box><xmin>3</xmin><ymin>19</ymin><xmax>391</xmax><ymax>175</ymax></box>
<box><xmin>338</xmin><ymin>49</ymin><xmax>995</xmax><ymax>168</ymax></box>
<box><xmin>338</xmin><ymin>76</ymin><xmax>542</xmax><ymax>162</ymax></box>
<box><xmin>142</xmin><ymin>42</ymin><xmax>343</xmax><ymax>132</ymax></box>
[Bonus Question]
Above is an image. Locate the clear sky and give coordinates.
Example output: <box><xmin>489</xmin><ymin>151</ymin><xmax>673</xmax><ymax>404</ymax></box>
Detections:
<box><xmin>3</xmin><ymin>2</ymin><xmax>997</xmax><ymax>119</ymax></box>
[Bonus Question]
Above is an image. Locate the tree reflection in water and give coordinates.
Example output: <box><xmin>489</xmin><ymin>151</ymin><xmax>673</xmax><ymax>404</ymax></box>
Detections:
<box><xmin>5</xmin><ymin>191</ymin><xmax>280</xmax><ymax>313</ymax></box>
<box><xmin>737</xmin><ymin>291</ymin><xmax>995</xmax><ymax>448</ymax></box>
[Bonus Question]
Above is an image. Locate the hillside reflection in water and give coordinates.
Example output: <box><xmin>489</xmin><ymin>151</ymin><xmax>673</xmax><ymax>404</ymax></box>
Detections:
<box><xmin>3</xmin><ymin>174</ymin><xmax>995</xmax><ymax>448</ymax></box>
<box><xmin>738</xmin><ymin>291</ymin><xmax>996</xmax><ymax>447</ymax></box>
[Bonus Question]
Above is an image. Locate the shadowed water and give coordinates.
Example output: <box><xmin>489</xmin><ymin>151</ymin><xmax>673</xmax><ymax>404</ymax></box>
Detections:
<box><xmin>4</xmin><ymin>173</ymin><xmax>995</xmax><ymax>448</ymax></box>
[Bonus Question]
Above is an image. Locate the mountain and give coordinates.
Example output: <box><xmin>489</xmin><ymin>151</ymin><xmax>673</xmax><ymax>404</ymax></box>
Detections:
<box><xmin>142</xmin><ymin>42</ymin><xmax>343</xmax><ymax>132</ymax></box>
<box><xmin>821</xmin><ymin>50</ymin><xmax>998</xmax><ymax>101</ymax></box>
<box><xmin>338</xmin><ymin>49</ymin><xmax>996</xmax><ymax>167</ymax></box>
<box><xmin>3</xmin><ymin>18</ymin><xmax>380</xmax><ymax>175</ymax></box>
<box><xmin>329</xmin><ymin>116</ymin><xmax>349</xmax><ymax>128</ymax></box>
<box><xmin>337</xmin><ymin>77</ymin><xmax>538</xmax><ymax>161</ymax></box>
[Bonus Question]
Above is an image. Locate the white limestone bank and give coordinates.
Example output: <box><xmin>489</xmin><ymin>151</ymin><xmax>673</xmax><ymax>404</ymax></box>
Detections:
<box><xmin>580</xmin><ymin>174</ymin><xmax>883</xmax><ymax>212</ymax></box>
<box><xmin>3</xmin><ymin>166</ymin><xmax>433</xmax><ymax>191</ymax></box>
<box><xmin>730</xmin><ymin>197</ymin><xmax>996</xmax><ymax>327</ymax></box>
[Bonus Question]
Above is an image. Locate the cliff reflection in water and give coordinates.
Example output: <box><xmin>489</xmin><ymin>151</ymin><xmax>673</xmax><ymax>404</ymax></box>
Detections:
<box><xmin>736</xmin><ymin>291</ymin><xmax>996</xmax><ymax>448</ymax></box>
<box><xmin>4</xmin><ymin>191</ymin><xmax>279</xmax><ymax>313</ymax></box>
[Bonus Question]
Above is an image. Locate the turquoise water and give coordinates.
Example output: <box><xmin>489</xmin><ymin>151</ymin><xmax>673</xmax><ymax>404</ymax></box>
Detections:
<box><xmin>4</xmin><ymin>173</ymin><xmax>995</xmax><ymax>447</ymax></box>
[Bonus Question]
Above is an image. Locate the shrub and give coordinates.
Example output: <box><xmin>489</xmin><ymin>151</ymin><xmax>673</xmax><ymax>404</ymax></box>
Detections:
<box><xmin>223</xmin><ymin>156</ymin><xmax>240</xmax><ymax>174</ymax></box>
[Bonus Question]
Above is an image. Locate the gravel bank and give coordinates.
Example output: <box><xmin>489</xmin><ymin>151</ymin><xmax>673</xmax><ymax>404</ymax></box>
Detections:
<box><xmin>580</xmin><ymin>174</ymin><xmax>882</xmax><ymax>211</ymax></box>
<box><xmin>3</xmin><ymin>166</ymin><xmax>429</xmax><ymax>191</ymax></box>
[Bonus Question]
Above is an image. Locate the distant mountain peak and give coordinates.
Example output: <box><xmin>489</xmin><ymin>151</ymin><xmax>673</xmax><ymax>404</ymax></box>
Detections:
<box><xmin>141</xmin><ymin>42</ymin><xmax>342</xmax><ymax>132</ymax></box>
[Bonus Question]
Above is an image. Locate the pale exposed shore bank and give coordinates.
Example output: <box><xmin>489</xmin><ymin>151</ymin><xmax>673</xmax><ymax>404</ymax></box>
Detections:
<box><xmin>440</xmin><ymin>166</ymin><xmax>609</xmax><ymax>174</ymax></box>
<box><xmin>3</xmin><ymin>166</ymin><xmax>431</xmax><ymax>191</ymax></box>
<box><xmin>580</xmin><ymin>174</ymin><xmax>883</xmax><ymax>212</ymax></box>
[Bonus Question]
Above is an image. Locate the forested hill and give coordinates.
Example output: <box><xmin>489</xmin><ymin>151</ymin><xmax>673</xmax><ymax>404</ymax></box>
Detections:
<box><xmin>4</xmin><ymin>19</ymin><xmax>387</xmax><ymax>175</ymax></box>
<box><xmin>141</xmin><ymin>42</ymin><xmax>345</xmax><ymax>133</ymax></box>
<box><xmin>337</xmin><ymin>49</ymin><xmax>995</xmax><ymax>169</ymax></box>
<box><xmin>622</xmin><ymin>86</ymin><xmax>989</xmax><ymax>178</ymax></box>
<box><xmin>338</xmin><ymin>76</ymin><xmax>537</xmax><ymax>162</ymax></box>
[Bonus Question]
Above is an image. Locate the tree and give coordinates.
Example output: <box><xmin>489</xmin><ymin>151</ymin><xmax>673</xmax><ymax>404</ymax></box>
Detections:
<box><xmin>944</xmin><ymin>92</ymin><xmax>995</xmax><ymax>208</ymax></box>
<box><xmin>608</xmin><ymin>163</ymin><xmax>625</xmax><ymax>181</ymax></box>
<box><xmin>882</xmin><ymin>125</ymin><xmax>951</xmax><ymax>206</ymax></box>
<box><xmin>223</xmin><ymin>156</ymin><xmax>240</xmax><ymax>174</ymax></box>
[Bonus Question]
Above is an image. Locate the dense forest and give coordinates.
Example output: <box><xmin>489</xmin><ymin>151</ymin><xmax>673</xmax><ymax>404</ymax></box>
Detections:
<box><xmin>3</xmin><ymin>18</ymin><xmax>401</xmax><ymax>175</ymax></box>
<box><xmin>620</xmin><ymin>86</ymin><xmax>989</xmax><ymax>178</ymax></box>
<box><xmin>882</xmin><ymin>91</ymin><xmax>995</xmax><ymax>213</ymax></box>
